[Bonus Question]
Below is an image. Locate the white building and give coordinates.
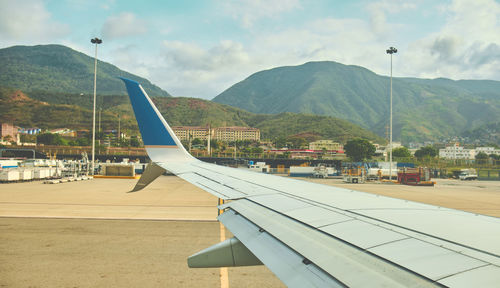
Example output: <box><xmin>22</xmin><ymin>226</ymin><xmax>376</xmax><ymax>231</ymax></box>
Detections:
<box><xmin>475</xmin><ymin>147</ymin><xmax>500</xmax><ymax>156</ymax></box>
<box><xmin>439</xmin><ymin>144</ymin><xmax>500</xmax><ymax>160</ymax></box>
<box><xmin>309</xmin><ymin>140</ymin><xmax>343</xmax><ymax>151</ymax></box>
<box><xmin>439</xmin><ymin>143</ymin><xmax>475</xmax><ymax>160</ymax></box>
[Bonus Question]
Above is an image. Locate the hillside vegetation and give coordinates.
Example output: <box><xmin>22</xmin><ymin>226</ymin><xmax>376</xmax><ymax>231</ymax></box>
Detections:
<box><xmin>0</xmin><ymin>86</ymin><xmax>135</xmax><ymax>132</ymax></box>
<box><xmin>0</xmin><ymin>45</ymin><xmax>170</xmax><ymax>97</ymax></box>
<box><xmin>0</xmin><ymin>86</ymin><xmax>384</xmax><ymax>143</ymax></box>
<box><xmin>213</xmin><ymin>61</ymin><xmax>500</xmax><ymax>143</ymax></box>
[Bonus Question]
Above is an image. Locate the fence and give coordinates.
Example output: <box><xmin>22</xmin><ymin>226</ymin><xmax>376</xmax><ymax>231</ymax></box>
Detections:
<box><xmin>478</xmin><ymin>169</ymin><xmax>500</xmax><ymax>181</ymax></box>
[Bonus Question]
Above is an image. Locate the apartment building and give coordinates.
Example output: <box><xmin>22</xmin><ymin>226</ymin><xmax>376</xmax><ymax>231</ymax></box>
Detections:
<box><xmin>172</xmin><ymin>126</ymin><xmax>260</xmax><ymax>142</ymax></box>
<box><xmin>172</xmin><ymin>126</ymin><xmax>210</xmax><ymax>141</ymax></box>
<box><xmin>309</xmin><ymin>140</ymin><xmax>343</xmax><ymax>151</ymax></box>
<box><xmin>213</xmin><ymin>126</ymin><xmax>260</xmax><ymax>142</ymax></box>
<box><xmin>439</xmin><ymin>143</ymin><xmax>475</xmax><ymax>160</ymax></box>
<box><xmin>0</xmin><ymin>123</ymin><xmax>18</xmax><ymax>139</ymax></box>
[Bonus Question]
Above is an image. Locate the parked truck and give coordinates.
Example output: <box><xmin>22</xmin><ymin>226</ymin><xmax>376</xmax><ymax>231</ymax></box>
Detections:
<box><xmin>458</xmin><ymin>169</ymin><xmax>477</xmax><ymax>180</ymax></box>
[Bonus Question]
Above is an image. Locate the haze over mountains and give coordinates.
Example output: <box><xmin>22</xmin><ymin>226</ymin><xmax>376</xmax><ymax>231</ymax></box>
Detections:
<box><xmin>214</xmin><ymin>62</ymin><xmax>500</xmax><ymax>143</ymax></box>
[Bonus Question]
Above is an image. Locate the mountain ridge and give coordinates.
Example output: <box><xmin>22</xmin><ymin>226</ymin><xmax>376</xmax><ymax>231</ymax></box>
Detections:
<box><xmin>213</xmin><ymin>61</ymin><xmax>500</xmax><ymax>143</ymax></box>
<box><xmin>0</xmin><ymin>44</ymin><xmax>170</xmax><ymax>97</ymax></box>
<box><xmin>0</xmin><ymin>86</ymin><xmax>384</xmax><ymax>144</ymax></box>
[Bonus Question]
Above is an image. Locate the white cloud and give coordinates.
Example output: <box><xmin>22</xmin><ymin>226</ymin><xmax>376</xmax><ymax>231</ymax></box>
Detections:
<box><xmin>101</xmin><ymin>12</ymin><xmax>147</xmax><ymax>40</ymax></box>
<box><xmin>162</xmin><ymin>40</ymin><xmax>250</xmax><ymax>71</ymax></box>
<box><xmin>220</xmin><ymin>0</ymin><xmax>301</xmax><ymax>28</ymax></box>
<box><xmin>150</xmin><ymin>40</ymin><xmax>251</xmax><ymax>97</ymax></box>
<box><xmin>100</xmin><ymin>0</ymin><xmax>115</xmax><ymax>10</ymax></box>
<box><xmin>366</xmin><ymin>0</ymin><xmax>416</xmax><ymax>35</ymax></box>
<box><xmin>144</xmin><ymin>16</ymin><xmax>390</xmax><ymax>98</ymax></box>
<box><xmin>402</xmin><ymin>0</ymin><xmax>500</xmax><ymax>80</ymax></box>
<box><xmin>91</xmin><ymin>0</ymin><xmax>500</xmax><ymax>99</ymax></box>
<box><xmin>0</xmin><ymin>0</ymin><xmax>69</xmax><ymax>42</ymax></box>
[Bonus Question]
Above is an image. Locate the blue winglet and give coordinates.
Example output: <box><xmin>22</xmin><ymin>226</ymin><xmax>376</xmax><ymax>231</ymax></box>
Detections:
<box><xmin>119</xmin><ymin>77</ymin><xmax>176</xmax><ymax>147</ymax></box>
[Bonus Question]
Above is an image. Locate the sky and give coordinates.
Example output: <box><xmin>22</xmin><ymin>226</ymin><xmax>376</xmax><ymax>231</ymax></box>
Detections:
<box><xmin>0</xmin><ymin>0</ymin><xmax>499</xmax><ymax>99</ymax></box>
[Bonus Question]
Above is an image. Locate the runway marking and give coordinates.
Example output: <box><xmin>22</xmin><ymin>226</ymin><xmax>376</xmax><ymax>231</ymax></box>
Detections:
<box><xmin>0</xmin><ymin>201</ymin><xmax>214</xmax><ymax>208</ymax></box>
<box><xmin>0</xmin><ymin>216</ymin><xmax>218</xmax><ymax>222</ymax></box>
<box><xmin>219</xmin><ymin>222</ymin><xmax>229</xmax><ymax>288</ymax></box>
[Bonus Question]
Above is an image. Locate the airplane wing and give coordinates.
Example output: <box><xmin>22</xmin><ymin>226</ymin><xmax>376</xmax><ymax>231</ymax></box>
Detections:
<box><xmin>120</xmin><ymin>78</ymin><xmax>500</xmax><ymax>288</ymax></box>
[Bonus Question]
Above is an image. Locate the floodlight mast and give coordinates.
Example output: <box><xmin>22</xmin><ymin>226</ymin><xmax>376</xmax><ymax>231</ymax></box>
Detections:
<box><xmin>91</xmin><ymin>37</ymin><xmax>102</xmax><ymax>175</ymax></box>
<box><xmin>386</xmin><ymin>46</ymin><xmax>397</xmax><ymax>181</ymax></box>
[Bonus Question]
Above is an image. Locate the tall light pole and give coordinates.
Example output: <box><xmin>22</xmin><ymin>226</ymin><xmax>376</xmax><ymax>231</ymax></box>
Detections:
<box><xmin>386</xmin><ymin>46</ymin><xmax>397</xmax><ymax>181</ymax></box>
<box><xmin>91</xmin><ymin>37</ymin><xmax>102</xmax><ymax>175</ymax></box>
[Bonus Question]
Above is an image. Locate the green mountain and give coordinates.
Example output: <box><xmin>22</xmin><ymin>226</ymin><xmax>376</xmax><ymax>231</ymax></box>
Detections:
<box><xmin>0</xmin><ymin>45</ymin><xmax>170</xmax><ymax>97</ymax></box>
<box><xmin>213</xmin><ymin>61</ymin><xmax>500</xmax><ymax>143</ymax></box>
<box><xmin>0</xmin><ymin>86</ymin><xmax>384</xmax><ymax>143</ymax></box>
<box><xmin>461</xmin><ymin>122</ymin><xmax>500</xmax><ymax>146</ymax></box>
<box><xmin>0</xmin><ymin>87</ymin><xmax>136</xmax><ymax>133</ymax></box>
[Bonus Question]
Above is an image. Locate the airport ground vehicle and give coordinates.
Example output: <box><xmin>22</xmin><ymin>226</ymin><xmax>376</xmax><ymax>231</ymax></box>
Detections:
<box><xmin>459</xmin><ymin>169</ymin><xmax>477</xmax><ymax>180</ymax></box>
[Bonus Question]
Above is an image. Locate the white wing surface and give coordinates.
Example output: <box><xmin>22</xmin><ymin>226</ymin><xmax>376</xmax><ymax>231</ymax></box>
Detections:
<box><xmin>121</xmin><ymin>78</ymin><xmax>500</xmax><ymax>288</ymax></box>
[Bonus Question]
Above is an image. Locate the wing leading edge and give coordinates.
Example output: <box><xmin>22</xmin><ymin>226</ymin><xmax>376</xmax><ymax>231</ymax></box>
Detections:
<box><xmin>120</xmin><ymin>78</ymin><xmax>500</xmax><ymax>287</ymax></box>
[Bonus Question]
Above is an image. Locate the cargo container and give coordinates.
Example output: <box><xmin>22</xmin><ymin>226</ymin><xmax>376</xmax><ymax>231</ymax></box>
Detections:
<box><xmin>19</xmin><ymin>169</ymin><xmax>34</xmax><ymax>181</ymax></box>
<box><xmin>290</xmin><ymin>166</ymin><xmax>337</xmax><ymax>177</ymax></box>
<box><xmin>0</xmin><ymin>170</ymin><xmax>20</xmax><ymax>182</ymax></box>
<box><xmin>34</xmin><ymin>169</ymin><xmax>49</xmax><ymax>179</ymax></box>
<box><xmin>0</xmin><ymin>159</ymin><xmax>20</xmax><ymax>169</ymax></box>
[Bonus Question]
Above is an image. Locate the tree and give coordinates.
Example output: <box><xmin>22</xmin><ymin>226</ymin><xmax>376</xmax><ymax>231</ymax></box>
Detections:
<box><xmin>130</xmin><ymin>136</ymin><xmax>141</xmax><ymax>147</ymax></box>
<box><xmin>288</xmin><ymin>137</ymin><xmax>308</xmax><ymax>149</ymax></box>
<box><xmin>489</xmin><ymin>154</ymin><xmax>500</xmax><ymax>160</ymax></box>
<box><xmin>36</xmin><ymin>133</ymin><xmax>67</xmax><ymax>146</ymax></box>
<box><xmin>251</xmin><ymin>147</ymin><xmax>263</xmax><ymax>154</ymax></box>
<box><xmin>20</xmin><ymin>134</ymin><xmax>36</xmax><ymax>144</ymax></box>
<box><xmin>392</xmin><ymin>146</ymin><xmax>411</xmax><ymax>158</ymax></box>
<box><xmin>210</xmin><ymin>140</ymin><xmax>219</xmax><ymax>150</ymax></box>
<box><xmin>191</xmin><ymin>138</ymin><xmax>203</xmax><ymax>146</ymax></box>
<box><xmin>344</xmin><ymin>139</ymin><xmax>375</xmax><ymax>162</ymax></box>
<box><xmin>274</xmin><ymin>136</ymin><xmax>287</xmax><ymax>149</ymax></box>
<box><xmin>475</xmin><ymin>152</ymin><xmax>489</xmax><ymax>164</ymax></box>
<box><xmin>414</xmin><ymin>146</ymin><xmax>437</xmax><ymax>159</ymax></box>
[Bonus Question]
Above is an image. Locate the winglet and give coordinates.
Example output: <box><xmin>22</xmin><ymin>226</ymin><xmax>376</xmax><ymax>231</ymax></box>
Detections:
<box><xmin>120</xmin><ymin>77</ymin><xmax>193</xmax><ymax>163</ymax></box>
<box><xmin>129</xmin><ymin>162</ymin><xmax>167</xmax><ymax>193</ymax></box>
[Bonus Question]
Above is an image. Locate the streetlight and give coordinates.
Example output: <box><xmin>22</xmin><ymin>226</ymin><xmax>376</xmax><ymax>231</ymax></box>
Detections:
<box><xmin>386</xmin><ymin>46</ymin><xmax>397</xmax><ymax>181</ymax></box>
<box><xmin>91</xmin><ymin>37</ymin><xmax>102</xmax><ymax>175</ymax></box>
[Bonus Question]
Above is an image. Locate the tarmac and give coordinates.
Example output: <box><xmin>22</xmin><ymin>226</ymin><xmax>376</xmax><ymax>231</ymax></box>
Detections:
<box><xmin>1</xmin><ymin>174</ymin><xmax>499</xmax><ymax>287</ymax></box>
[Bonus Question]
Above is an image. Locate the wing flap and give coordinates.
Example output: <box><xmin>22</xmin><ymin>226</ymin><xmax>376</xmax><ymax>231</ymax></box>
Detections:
<box><xmin>222</xmin><ymin>199</ymin><xmax>438</xmax><ymax>288</ymax></box>
<box><xmin>440</xmin><ymin>265</ymin><xmax>500</xmax><ymax>288</ymax></box>
<box><xmin>176</xmin><ymin>172</ymin><xmax>247</xmax><ymax>200</ymax></box>
<box><xmin>219</xmin><ymin>209</ymin><xmax>345</xmax><ymax>288</ymax></box>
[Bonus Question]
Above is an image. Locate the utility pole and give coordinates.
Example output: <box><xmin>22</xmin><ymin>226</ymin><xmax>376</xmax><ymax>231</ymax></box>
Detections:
<box><xmin>91</xmin><ymin>37</ymin><xmax>102</xmax><ymax>175</ymax></box>
<box><xmin>207</xmin><ymin>124</ymin><xmax>211</xmax><ymax>157</ymax></box>
<box><xmin>118</xmin><ymin>114</ymin><xmax>121</xmax><ymax>146</ymax></box>
<box><xmin>98</xmin><ymin>108</ymin><xmax>101</xmax><ymax>145</ymax></box>
<box><xmin>386</xmin><ymin>46</ymin><xmax>397</xmax><ymax>180</ymax></box>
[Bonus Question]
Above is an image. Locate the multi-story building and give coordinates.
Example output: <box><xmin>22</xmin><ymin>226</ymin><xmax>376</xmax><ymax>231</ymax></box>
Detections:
<box><xmin>309</xmin><ymin>140</ymin><xmax>343</xmax><ymax>151</ymax></box>
<box><xmin>172</xmin><ymin>126</ymin><xmax>260</xmax><ymax>142</ymax></box>
<box><xmin>213</xmin><ymin>127</ymin><xmax>260</xmax><ymax>142</ymax></box>
<box><xmin>171</xmin><ymin>126</ymin><xmax>210</xmax><ymax>141</ymax></box>
<box><xmin>439</xmin><ymin>143</ymin><xmax>475</xmax><ymax>160</ymax></box>
<box><xmin>0</xmin><ymin>123</ymin><xmax>18</xmax><ymax>139</ymax></box>
<box><xmin>475</xmin><ymin>147</ymin><xmax>500</xmax><ymax>156</ymax></box>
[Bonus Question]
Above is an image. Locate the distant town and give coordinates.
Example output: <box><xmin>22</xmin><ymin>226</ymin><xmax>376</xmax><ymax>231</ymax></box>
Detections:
<box><xmin>1</xmin><ymin>122</ymin><xmax>499</xmax><ymax>166</ymax></box>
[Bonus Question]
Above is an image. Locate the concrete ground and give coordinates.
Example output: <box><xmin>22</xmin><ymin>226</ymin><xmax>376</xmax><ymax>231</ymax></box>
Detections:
<box><xmin>1</xmin><ymin>175</ymin><xmax>499</xmax><ymax>287</ymax></box>
<box><xmin>303</xmin><ymin>178</ymin><xmax>500</xmax><ymax>217</ymax></box>
<box><xmin>0</xmin><ymin>176</ymin><xmax>284</xmax><ymax>288</ymax></box>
